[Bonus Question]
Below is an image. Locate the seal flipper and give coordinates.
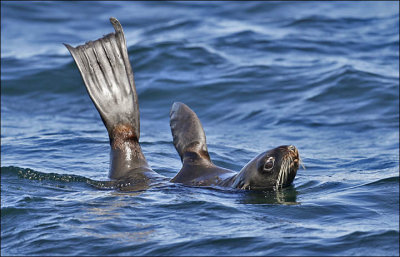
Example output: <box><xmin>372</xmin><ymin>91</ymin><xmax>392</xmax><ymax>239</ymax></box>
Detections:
<box><xmin>169</xmin><ymin>102</ymin><xmax>211</xmax><ymax>164</ymax></box>
<box><xmin>64</xmin><ymin>17</ymin><xmax>139</xmax><ymax>138</ymax></box>
<box><xmin>65</xmin><ymin>18</ymin><xmax>151</xmax><ymax>179</ymax></box>
<box><xmin>169</xmin><ymin>102</ymin><xmax>233</xmax><ymax>184</ymax></box>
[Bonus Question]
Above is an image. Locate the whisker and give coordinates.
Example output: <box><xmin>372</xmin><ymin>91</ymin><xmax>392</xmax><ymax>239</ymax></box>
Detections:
<box><xmin>299</xmin><ymin>155</ymin><xmax>306</xmax><ymax>170</ymax></box>
<box><xmin>280</xmin><ymin>164</ymin><xmax>284</xmax><ymax>187</ymax></box>
<box><xmin>276</xmin><ymin>158</ymin><xmax>290</xmax><ymax>189</ymax></box>
<box><xmin>285</xmin><ymin>158</ymin><xmax>290</xmax><ymax>183</ymax></box>
<box><xmin>275</xmin><ymin>162</ymin><xmax>283</xmax><ymax>189</ymax></box>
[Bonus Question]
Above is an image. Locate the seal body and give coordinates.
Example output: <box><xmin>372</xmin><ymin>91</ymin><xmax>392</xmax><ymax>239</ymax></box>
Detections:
<box><xmin>66</xmin><ymin>18</ymin><xmax>300</xmax><ymax>191</ymax></box>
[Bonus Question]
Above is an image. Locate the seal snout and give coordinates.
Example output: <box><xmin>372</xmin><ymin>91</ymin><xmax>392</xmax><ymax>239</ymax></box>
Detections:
<box><xmin>288</xmin><ymin>145</ymin><xmax>296</xmax><ymax>152</ymax></box>
<box><xmin>286</xmin><ymin>145</ymin><xmax>305</xmax><ymax>171</ymax></box>
<box><xmin>285</xmin><ymin>145</ymin><xmax>298</xmax><ymax>158</ymax></box>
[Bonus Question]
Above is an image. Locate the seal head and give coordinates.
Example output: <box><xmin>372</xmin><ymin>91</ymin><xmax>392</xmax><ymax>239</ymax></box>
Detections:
<box><xmin>229</xmin><ymin>145</ymin><xmax>300</xmax><ymax>190</ymax></box>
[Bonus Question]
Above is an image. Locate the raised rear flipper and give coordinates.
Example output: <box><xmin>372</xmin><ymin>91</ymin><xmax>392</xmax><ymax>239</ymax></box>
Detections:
<box><xmin>169</xmin><ymin>102</ymin><xmax>234</xmax><ymax>185</ymax></box>
<box><xmin>65</xmin><ymin>18</ymin><xmax>151</xmax><ymax>179</ymax></box>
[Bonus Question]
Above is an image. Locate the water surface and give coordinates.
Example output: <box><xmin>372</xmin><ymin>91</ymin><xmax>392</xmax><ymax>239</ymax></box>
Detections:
<box><xmin>1</xmin><ymin>1</ymin><xmax>399</xmax><ymax>256</ymax></box>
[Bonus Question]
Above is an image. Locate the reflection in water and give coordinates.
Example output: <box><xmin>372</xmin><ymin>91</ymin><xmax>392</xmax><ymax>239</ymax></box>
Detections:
<box><xmin>12</xmin><ymin>166</ymin><xmax>162</xmax><ymax>243</ymax></box>
<box><xmin>238</xmin><ymin>185</ymin><xmax>299</xmax><ymax>205</ymax></box>
<box><xmin>79</xmin><ymin>198</ymin><xmax>156</xmax><ymax>243</ymax></box>
<box><xmin>82</xmin><ymin>228</ymin><xmax>155</xmax><ymax>243</ymax></box>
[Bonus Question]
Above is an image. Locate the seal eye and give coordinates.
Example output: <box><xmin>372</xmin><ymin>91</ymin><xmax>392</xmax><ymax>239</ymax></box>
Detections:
<box><xmin>263</xmin><ymin>157</ymin><xmax>275</xmax><ymax>171</ymax></box>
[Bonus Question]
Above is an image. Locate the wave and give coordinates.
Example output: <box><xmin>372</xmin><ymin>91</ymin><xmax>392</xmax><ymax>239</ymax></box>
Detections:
<box><xmin>285</xmin><ymin>13</ymin><xmax>398</xmax><ymax>27</ymax></box>
<box><xmin>1</xmin><ymin>166</ymin><xmax>163</xmax><ymax>192</ymax></box>
<box><xmin>362</xmin><ymin>176</ymin><xmax>399</xmax><ymax>187</ymax></box>
<box><xmin>2</xmin><ymin>2</ymin><xmax>399</xmax><ymax>256</ymax></box>
<box><xmin>326</xmin><ymin>230</ymin><xmax>399</xmax><ymax>255</ymax></box>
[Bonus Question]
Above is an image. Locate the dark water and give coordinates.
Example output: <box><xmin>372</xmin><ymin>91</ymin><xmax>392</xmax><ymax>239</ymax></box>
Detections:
<box><xmin>1</xmin><ymin>1</ymin><xmax>399</xmax><ymax>256</ymax></box>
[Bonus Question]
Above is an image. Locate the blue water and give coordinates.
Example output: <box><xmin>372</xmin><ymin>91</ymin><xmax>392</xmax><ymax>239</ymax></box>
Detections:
<box><xmin>1</xmin><ymin>1</ymin><xmax>399</xmax><ymax>256</ymax></box>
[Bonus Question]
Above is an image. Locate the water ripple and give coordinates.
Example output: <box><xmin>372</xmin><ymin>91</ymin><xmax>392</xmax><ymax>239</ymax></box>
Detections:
<box><xmin>2</xmin><ymin>1</ymin><xmax>399</xmax><ymax>256</ymax></box>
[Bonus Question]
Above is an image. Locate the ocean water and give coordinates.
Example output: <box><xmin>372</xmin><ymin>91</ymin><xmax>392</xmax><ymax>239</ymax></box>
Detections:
<box><xmin>1</xmin><ymin>1</ymin><xmax>399</xmax><ymax>256</ymax></box>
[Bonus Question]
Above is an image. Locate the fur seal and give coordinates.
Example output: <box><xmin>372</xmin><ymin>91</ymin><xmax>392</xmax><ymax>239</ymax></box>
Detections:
<box><xmin>65</xmin><ymin>17</ymin><xmax>300</xmax><ymax>191</ymax></box>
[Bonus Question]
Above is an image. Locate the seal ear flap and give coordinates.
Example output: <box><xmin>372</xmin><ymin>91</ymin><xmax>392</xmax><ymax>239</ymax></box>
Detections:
<box><xmin>169</xmin><ymin>102</ymin><xmax>212</xmax><ymax>164</ymax></box>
